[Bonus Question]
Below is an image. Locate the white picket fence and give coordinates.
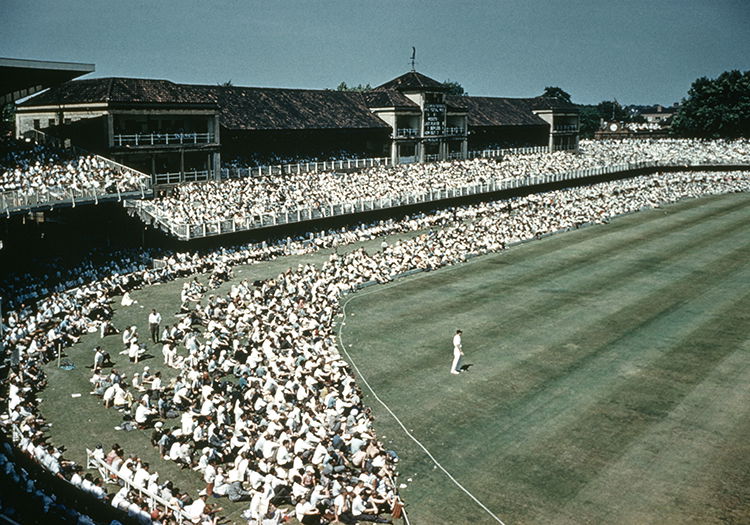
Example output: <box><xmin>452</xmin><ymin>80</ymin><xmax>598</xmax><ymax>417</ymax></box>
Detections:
<box><xmin>86</xmin><ymin>449</ymin><xmax>187</xmax><ymax>524</ymax></box>
<box><xmin>131</xmin><ymin>159</ymin><xmax>744</xmax><ymax>241</ymax></box>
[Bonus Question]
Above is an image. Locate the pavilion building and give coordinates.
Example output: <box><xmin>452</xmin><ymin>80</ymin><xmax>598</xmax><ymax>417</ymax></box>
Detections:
<box><xmin>15</xmin><ymin>70</ymin><xmax>579</xmax><ymax>183</ymax></box>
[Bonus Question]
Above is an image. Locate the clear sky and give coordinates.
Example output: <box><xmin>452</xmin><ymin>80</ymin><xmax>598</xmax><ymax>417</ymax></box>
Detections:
<box><xmin>2</xmin><ymin>0</ymin><xmax>749</xmax><ymax>105</ymax></box>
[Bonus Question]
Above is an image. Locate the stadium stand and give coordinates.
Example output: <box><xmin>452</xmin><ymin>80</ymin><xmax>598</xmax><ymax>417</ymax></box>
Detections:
<box><xmin>0</xmin><ymin>135</ymin><xmax>151</xmax><ymax>215</ymax></box>
<box><xmin>126</xmin><ymin>139</ymin><xmax>750</xmax><ymax>239</ymax></box>
<box><xmin>3</xmin><ymin>56</ymin><xmax>750</xmax><ymax>525</ymax></box>
<box><xmin>2</xmin><ymin>150</ymin><xmax>750</xmax><ymax>522</ymax></box>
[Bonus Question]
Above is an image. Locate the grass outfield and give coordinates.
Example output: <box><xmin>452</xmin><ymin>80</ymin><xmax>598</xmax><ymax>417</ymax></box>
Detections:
<box><xmin>339</xmin><ymin>191</ymin><xmax>750</xmax><ymax>525</ymax></box>
<box><xmin>37</xmin><ymin>190</ymin><xmax>750</xmax><ymax>524</ymax></box>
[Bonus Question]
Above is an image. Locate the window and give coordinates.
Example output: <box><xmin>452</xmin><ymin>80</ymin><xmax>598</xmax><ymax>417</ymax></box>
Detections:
<box><xmin>33</xmin><ymin>119</ymin><xmax>40</xmax><ymax>129</ymax></box>
<box><xmin>48</xmin><ymin>118</ymin><xmax>56</xmax><ymax>127</ymax></box>
<box><xmin>399</xmin><ymin>143</ymin><xmax>416</xmax><ymax>157</ymax></box>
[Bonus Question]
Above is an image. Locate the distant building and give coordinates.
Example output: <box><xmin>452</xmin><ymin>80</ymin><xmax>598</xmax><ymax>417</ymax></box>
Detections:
<box><xmin>16</xmin><ymin>70</ymin><xmax>579</xmax><ymax>182</ymax></box>
<box><xmin>640</xmin><ymin>103</ymin><xmax>679</xmax><ymax>125</ymax></box>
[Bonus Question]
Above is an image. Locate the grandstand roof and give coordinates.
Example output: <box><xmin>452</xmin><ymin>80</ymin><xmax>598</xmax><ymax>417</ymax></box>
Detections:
<box><xmin>0</xmin><ymin>57</ymin><xmax>94</xmax><ymax>105</ymax></box>
<box><xmin>530</xmin><ymin>95</ymin><xmax>579</xmax><ymax>112</ymax></box>
<box><xmin>362</xmin><ymin>90</ymin><xmax>418</xmax><ymax>109</ymax></box>
<box><xmin>19</xmin><ymin>73</ymin><xmax>571</xmax><ymax>130</ymax></box>
<box><xmin>18</xmin><ymin>77</ymin><xmax>216</xmax><ymax>108</ymax></box>
<box><xmin>190</xmin><ymin>85</ymin><xmax>392</xmax><ymax>130</ymax></box>
<box><xmin>460</xmin><ymin>96</ymin><xmax>551</xmax><ymax>127</ymax></box>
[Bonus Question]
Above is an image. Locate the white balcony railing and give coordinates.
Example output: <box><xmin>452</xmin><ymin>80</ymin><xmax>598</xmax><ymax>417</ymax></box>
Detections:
<box><xmin>444</xmin><ymin>127</ymin><xmax>465</xmax><ymax>136</ymax></box>
<box><xmin>130</xmin><ymin>159</ymin><xmax>750</xmax><ymax>241</ymax></box>
<box><xmin>395</xmin><ymin>128</ymin><xmax>419</xmax><ymax>138</ymax></box>
<box><xmin>553</xmin><ymin>125</ymin><xmax>578</xmax><ymax>132</ymax></box>
<box><xmin>113</xmin><ymin>132</ymin><xmax>215</xmax><ymax>147</ymax></box>
<box><xmin>221</xmin><ymin>157</ymin><xmax>391</xmax><ymax>179</ymax></box>
<box><xmin>153</xmin><ymin>170</ymin><xmax>211</xmax><ymax>185</ymax></box>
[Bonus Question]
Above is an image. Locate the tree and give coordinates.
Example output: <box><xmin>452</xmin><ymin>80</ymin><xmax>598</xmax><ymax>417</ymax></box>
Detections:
<box><xmin>218</xmin><ymin>80</ymin><xmax>233</xmax><ymax>87</ymax></box>
<box><xmin>577</xmin><ymin>105</ymin><xmax>601</xmax><ymax>138</ymax></box>
<box><xmin>442</xmin><ymin>80</ymin><xmax>467</xmax><ymax>97</ymax></box>
<box><xmin>1</xmin><ymin>103</ymin><xmax>14</xmax><ymax>134</ymax></box>
<box><xmin>335</xmin><ymin>82</ymin><xmax>372</xmax><ymax>92</ymax></box>
<box><xmin>671</xmin><ymin>70</ymin><xmax>750</xmax><ymax>138</ymax></box>
<box><xmin>576</xmin><ymin>100</ymin><xmax>630</xmax><ymax>138</ymax></box>
<box><xmin>542</xmin><ymin>86</ymin><xmax>572</xmax><ymax>103</ymax></box>
<box><xmin>596</xmin><ymin>100</ymin><xmax>628</xmax><ymax>122</ymax></box>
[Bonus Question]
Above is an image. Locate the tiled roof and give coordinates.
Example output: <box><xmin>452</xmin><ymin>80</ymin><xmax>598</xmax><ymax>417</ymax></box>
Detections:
<box><xmin>19</xmin><ymin>77</ymin><xmax>215</xmax><ymax>107</ymax></box>
<box><xmin>190</xmin><ymin>86</ymin><xmax>391</xmax><ymax>130</ymax></box>
<box><xmin>459</xmin><ymin>96</ymin><xmax>549</xmax><ymax>127</ymax></box>
<box><xmin>362</xmin><ymin>90</ymin><xmax>418</xmax><ymax>109</ymax></box>
<box><xmin>20</xmin><ymin>76</ymin><xmax>574</xmax><ymax>131</ymax></box>
<box><xmin>530</xmin><ymin>95</ymin><xmax>579</xmax><ymax>111</ymax></box>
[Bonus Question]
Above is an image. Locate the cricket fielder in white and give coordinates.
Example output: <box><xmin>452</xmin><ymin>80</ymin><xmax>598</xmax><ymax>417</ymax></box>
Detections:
<box><xmin>451</xmin><ymin>329</ymin><xmax>464</xmax><ymax>374</ymax></box>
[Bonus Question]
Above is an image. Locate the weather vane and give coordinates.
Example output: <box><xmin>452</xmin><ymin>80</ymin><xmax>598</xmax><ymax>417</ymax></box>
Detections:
<box><xmin>410</xmin><ymin>47</ymin><xmax>416</xmax><ymax>71</ymax></box>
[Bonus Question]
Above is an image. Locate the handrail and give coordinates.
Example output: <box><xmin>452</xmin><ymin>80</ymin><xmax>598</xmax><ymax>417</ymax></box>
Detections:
<box><xmin>92</xmin><ymin>154</ymin><xmax>151</xmax><ymax>180</ymax></box>
<box><xmin>153</xmin><ymin>170</ymin><xmax>211</xmax><ymax>185</ymax></box>
<box><xmin>1</xmin><ymin>185</ymin><xmax>152</xmax><ymax>215</ymax></box>
<box><xmin>85</xmin><ymin>449</ymin><xmax>186</xmax><ymax>524</ymax></box>
<box><xmin>113</xmin><ymin>132</ymin><xmax>215</xmax><ymax>147</ymax></box>
<box><xmin>395</xmin><ymin>129</ymin><xmax>419</xmax><ymax>137</ymax></box>
<box><xmin>466</xmin><ymin>145</ymin><xmax>550</xmax><ymax>159</ymax></box>
<box><xmin>221</xmin><ymin>157</ymin><xmax>392</xmax><ymax>180</ymax></box>
<box><xmin>133</xmin><ymin>160</ymin><xmax>750</xmax><ymax>240</ymax></box>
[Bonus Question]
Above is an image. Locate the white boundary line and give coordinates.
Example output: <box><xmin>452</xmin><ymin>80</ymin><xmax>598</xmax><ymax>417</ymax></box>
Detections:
<box><xmin>336</xmin><ymin>275</ymin><xmax>508</xmax><ymax>525</ymax></box>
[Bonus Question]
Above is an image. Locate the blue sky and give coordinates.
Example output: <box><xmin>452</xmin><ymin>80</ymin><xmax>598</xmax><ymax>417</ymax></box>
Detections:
<box><xmin>2</xmin><ymin>0</ymin><xmax>749</xmax><ymax>105</ymax></box>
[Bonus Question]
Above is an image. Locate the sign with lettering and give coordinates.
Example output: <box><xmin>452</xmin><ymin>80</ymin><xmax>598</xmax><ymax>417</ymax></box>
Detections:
<box><xmin>423</xmin><ymin>103</ymin><xmax>445</xmax><ymax>136</ymax></box>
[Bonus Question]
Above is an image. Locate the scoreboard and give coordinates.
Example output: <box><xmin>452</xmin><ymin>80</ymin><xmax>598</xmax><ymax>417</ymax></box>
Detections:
<box><xmin>423</xmin><ymin>103</ymin><xmax>445</xmax><ymax>136</ymax></box>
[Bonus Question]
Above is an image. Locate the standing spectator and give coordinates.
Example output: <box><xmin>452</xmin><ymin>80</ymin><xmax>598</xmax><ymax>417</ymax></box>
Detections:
<box><xmin>149</xmin><ymin>309</ymin><xmax>162</xmax><ymax>343</ymax></box>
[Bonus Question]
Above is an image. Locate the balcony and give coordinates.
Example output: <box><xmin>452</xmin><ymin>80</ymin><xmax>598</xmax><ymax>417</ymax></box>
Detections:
<box><xmin>395</xmin><ymin>128</ymin><xmax>419</xmax><ymax>138</ymax></box>
<box><xmin>113</xmin><ymin>132</ymin><xmax>216</xmax><ymax>147</ymax></box>
<box><xmin>553</xmin><ymin>125</ymin><xmax>578</xmax><ymax>133</ymax></box>
<box><xmin>153</xmin><ymin>169</ymin><xmax>211</xmax><ymax>185</ymax></box>
<box><xmin>444</xmin><ymin>127</ymin><xmax>465</xmax><ymax>136</ymax></box>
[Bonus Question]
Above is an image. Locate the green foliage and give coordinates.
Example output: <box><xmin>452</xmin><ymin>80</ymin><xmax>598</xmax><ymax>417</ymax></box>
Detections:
<box><xmin>1</xmin><ymin>103</ymin><xmax>15</xmax><ymax>134</ymax></box>
<box><xmin>542</xmin><ymin>86</ymin><xmax>572</xmax><ymax>103</ymax></box>
<box><xmin>597</xmin><ymin>100</ymin><xmax>629</xmax><ymax>122</ymax></box>
<box><xmin>575</xmin><ymin>100</ymin><xmax>629</xmax><ymax>138</ymax></box>
<box><xmin>336</xmin><ymin>81</ymin><xmax>372</xmax><ymax>92</ymax></box>
<box><xmin>671</xmin><ymin>70</ymin><xmax>750</xmax><ymax>138</ymax></box>
<box><xmin>442</xmin><ymin>80</ymin><xmax>467</xmax><ymax>97</ymax></box>
<box><xmin>577</xmin><ymin>105</ymin><xmax>601</xmax><ymax>138</ymax></box>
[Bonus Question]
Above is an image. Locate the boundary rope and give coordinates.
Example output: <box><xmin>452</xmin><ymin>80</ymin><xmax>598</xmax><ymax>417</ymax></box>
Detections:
<box><xmin>336</xmin><ymin>275</ymin><xmax>508</xmax><ymax>525</ymax></box>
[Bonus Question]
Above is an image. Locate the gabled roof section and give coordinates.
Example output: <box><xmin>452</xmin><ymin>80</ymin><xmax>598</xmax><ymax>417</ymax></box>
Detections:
<box><xmin>19</xmin><ymin>77</ymin><xmax>216</xmax><ymax>108</ymax></box>
<box><xmin>188</xmin><ymin>86</ymin><xmax>391</xmax><ymax>131</ymax></box>
<box><xmin>460</xmin><ymin>96</ymin><xmax>549</xmax><ymax>127</ymax></box>
<box><xmin>530</xmin><ymin>95</ymin><xmax>579</xmax><ymax>112</ymax></box>
<box><xmin>362</xmin><ymin>90</ymin><xmax>418</xmax><ymax>109</ymax></box>
<box><xmin>0</xmin><ymin>57</ymin><xmax>95</xmax><ymax>104</ymax></box>
<box><xmin>375</xmin><ymin>71</ymin><xmax>446</xmax><ymax>92</ymax></box>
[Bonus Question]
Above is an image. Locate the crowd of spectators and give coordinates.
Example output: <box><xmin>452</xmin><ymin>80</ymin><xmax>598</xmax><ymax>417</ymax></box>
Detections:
<box><xmin>141</xmin><ymin>139</ymin><xmax>750</xmax><ymax>228</ymax></box>
<box><xmin>0</xmin><ymin>136</ymin><xmax>149</xmax><ymax>198</ymax></box>
<box><xmin>2</xmin><ymin>167</ymin><xmax>750</xmax><ymax>523</ymax></box>
<box><xmin>0</xmin><ymin>439</ymin><xmax>103</xmax><ymax>525</ymax></box>
<box><xmin>223</xmin><ymin>150</ymin><xmax>368</xmax><ymax>170</ymax></box>
<box><xmin>625</xmin><ymin>122</ymin><xmax>664</xmax><ymax>132</ymax></box>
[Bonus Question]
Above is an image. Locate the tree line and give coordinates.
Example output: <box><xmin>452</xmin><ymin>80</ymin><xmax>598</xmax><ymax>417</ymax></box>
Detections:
<box><xmin>545</xmin><ymin>69</ymin><xmax>750</xmax><ymax>139</ymax></box>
